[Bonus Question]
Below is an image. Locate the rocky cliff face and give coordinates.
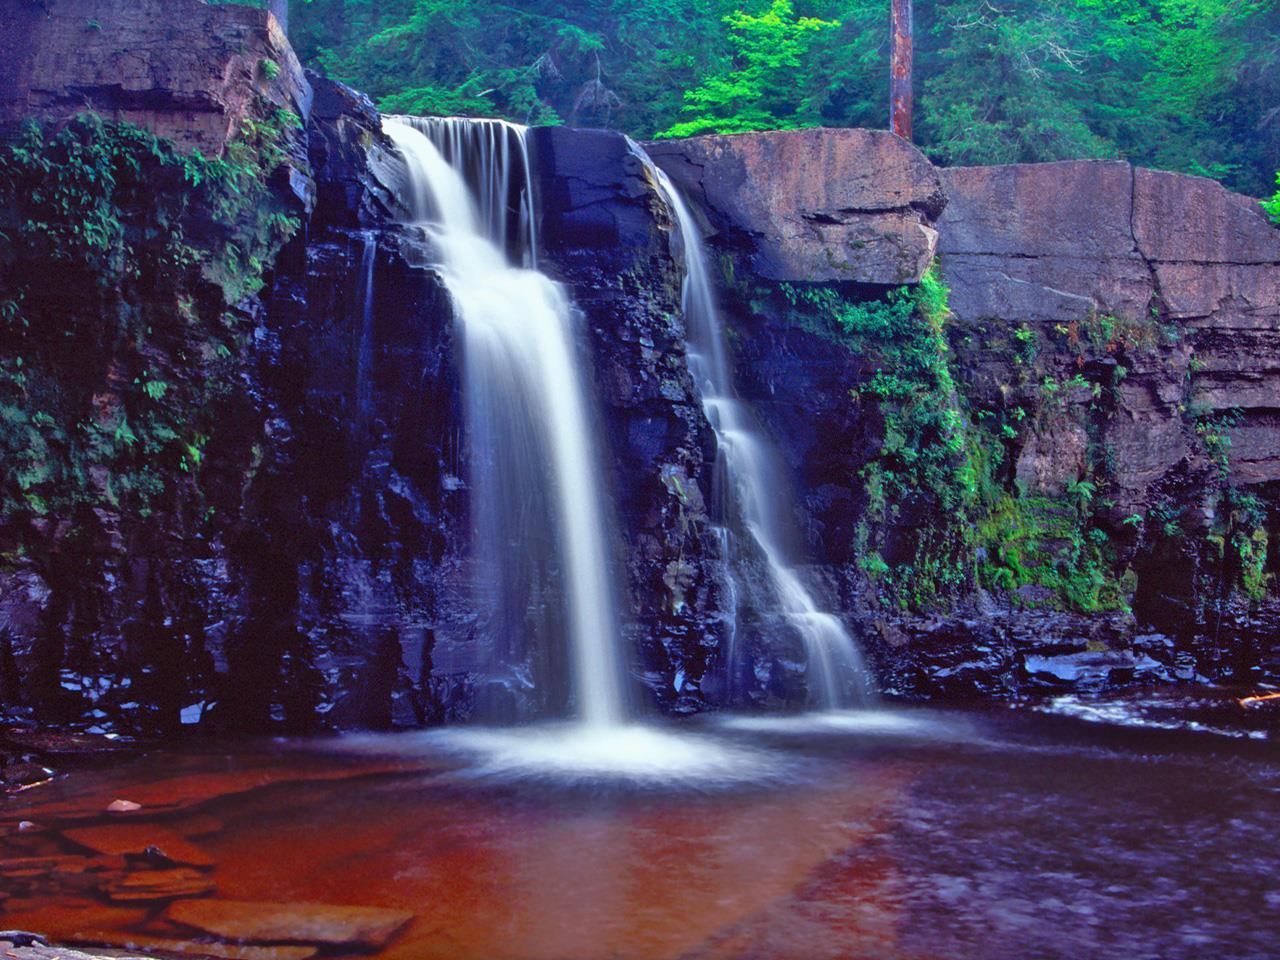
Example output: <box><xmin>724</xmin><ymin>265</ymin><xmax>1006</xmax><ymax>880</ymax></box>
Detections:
<box><xmin>1</xmin><ymin>1</ymin><xmax>1278</xmax><ymax>735</ymax></box>
<box><xmin>650</xmin><ymin>134</ymin><xmax>1280</xmax><ymax>700</ymax></box>
<box><xmin>646</xmin><ymin>128</ymin><xmax>944</xmax><ymax>286</ymax></box>
<box><xmin>939</xmin><ymin>161</ymin><xmax>1280</xmax><ymax>506</ymax></box>
<box><xmin>937</xmin><ymin>161</ymin><xmax>1280</xmax><ymax>647</ymax></box>
<box><xmin>0</xmin><ymin>0</ymin><xmax>307</xmax><ymax>160</ymax></box>
<box><xmin>0</xmin><ymin>0</ymin><xmax>320</xmax><ymax>735</ymax></box>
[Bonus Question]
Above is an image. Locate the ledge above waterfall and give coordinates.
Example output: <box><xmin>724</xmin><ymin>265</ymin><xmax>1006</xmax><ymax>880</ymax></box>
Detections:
<box><xmin>645</xmin><ymin>127</ymin><xmax>945</xmax><ymax>286</ymax></box>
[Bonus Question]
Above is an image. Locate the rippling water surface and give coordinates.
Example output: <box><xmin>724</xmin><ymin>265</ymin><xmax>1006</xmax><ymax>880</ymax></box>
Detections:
<box><xmin>5</xmin><ymin>707</ymin><xmax>1279</xmax><ymax>959</ymax></box>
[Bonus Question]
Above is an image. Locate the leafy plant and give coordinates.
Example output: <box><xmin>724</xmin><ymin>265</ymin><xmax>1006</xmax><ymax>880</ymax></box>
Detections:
<box><xmin>656</xmin><ymin>0</ymin><xmax>837</xmax><ymax>138</ymax></box>
<box><xmin>1265</xmin><ymin>172</ymin><xmax>1280</xmax><ymax>224</ymax></box>
<box><xmin>0</xmin><ymin>109</ymin><xmax>299</xmax><ymax>539</ymax></box>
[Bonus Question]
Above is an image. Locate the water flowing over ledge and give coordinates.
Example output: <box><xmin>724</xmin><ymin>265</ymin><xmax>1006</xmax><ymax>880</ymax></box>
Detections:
<box><xmin>648</xmin><ymin>158</ymin><xmax>875</xmax><ymax>710</ymax></box>
<box><xmin>383</xmin><ymin>116</ymin><xmax>630</xmax><ymax>728</ymax></box>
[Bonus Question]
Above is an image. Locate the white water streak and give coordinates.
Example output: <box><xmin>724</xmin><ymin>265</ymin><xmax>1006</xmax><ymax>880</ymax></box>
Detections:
<box><xmin>653</xmin><ymin>166</ymin><xmax>873</xmax><ymax>708</ymax></box>
<box><xmin>384</xmin><ymin>117</ymin><xmax>626</xmax><ymax>727</ymax></box>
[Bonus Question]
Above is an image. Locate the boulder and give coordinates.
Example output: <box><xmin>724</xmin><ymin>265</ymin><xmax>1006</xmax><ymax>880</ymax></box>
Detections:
<box><xmin>646</xmin><ymin>127</ymin><xmax>945</xmax><ymax>285</ymax></box>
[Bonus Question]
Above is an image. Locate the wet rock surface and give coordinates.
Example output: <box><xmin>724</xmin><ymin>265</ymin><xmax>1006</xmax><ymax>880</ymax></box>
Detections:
<box><xmin>529</xmin><ymin>127</ymin><xmax>726</xmax><ymax>713</ymax></box>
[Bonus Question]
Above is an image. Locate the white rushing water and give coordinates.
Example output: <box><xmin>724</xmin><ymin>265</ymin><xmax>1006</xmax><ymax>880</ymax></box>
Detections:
<box><xmin>652</xmin><ymin>167</ymin><xmax>873</xmax><ymax>708</ymax></box>
<box><xmin>383</xmin><ymin>116</ymin><xmax>626</xmax><ymax>727</ymax></box>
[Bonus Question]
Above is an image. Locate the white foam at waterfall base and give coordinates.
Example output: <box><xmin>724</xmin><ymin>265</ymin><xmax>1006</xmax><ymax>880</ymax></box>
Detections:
<box><xmin>337</xmin><ymin>723</ymin><xmax>789</xmax><ymax>787</ymax></box>
<box><xmin>715</xmin><ymin>709</ymin><xmax>952</xmax><ymax>738</ymax></box>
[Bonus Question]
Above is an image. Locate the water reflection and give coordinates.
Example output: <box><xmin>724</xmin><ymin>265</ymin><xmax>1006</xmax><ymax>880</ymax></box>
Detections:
<box><xmin>4</xmin><ymin>710</ymin><xmax>1279</xmax><ymax>960</ymax></box>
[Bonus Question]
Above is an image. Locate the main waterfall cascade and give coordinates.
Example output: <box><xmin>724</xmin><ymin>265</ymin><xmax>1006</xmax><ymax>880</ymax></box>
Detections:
<box><xmin>378</xmin><ymin>116</ymin><xmax>821</xmax><ymax>780</ymax></box>
<box><xmin>382</xmin><ymin>116</ymin><xmax>628</xmax><ymax>727</ymax></box>
<box><xmin>651</xmin><ymin>166</ymin><xmax>874</xmax><ymax>709</ymax></box>
<box><xmin>380</xmin><ymin>113</ymin><xmax>874</xmax><ymax>771</ymax></box>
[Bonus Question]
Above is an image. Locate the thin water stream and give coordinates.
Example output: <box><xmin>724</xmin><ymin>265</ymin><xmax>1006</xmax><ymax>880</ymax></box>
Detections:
<box><xmin>652</xmin><ymin>167</ymin><xmax>873</xmax><ymax>708</ymax></box>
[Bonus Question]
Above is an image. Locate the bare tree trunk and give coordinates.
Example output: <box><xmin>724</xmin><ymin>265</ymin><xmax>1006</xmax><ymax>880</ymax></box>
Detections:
<box><xmin>890</xmin><ymin>0</ymin><xmax>913</xmax><ymax>140</ymax></box>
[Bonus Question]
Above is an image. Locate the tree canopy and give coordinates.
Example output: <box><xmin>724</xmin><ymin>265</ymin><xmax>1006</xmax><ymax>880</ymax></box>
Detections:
<box><xmin>289</xmin><ymin>0</ymin><xmax>1280</xmax><ymax>196</ymax></box>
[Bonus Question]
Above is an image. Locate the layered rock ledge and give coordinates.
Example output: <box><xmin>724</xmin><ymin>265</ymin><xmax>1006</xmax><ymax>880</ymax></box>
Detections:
<box><xmin>647</xmin><ymin>127</ymin><xmax>945</xmax><ymax>285</ymax></box>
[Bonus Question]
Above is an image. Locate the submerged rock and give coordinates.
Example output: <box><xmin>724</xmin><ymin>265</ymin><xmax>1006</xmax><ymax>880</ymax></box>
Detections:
<box><xmin>102</xmin><ymin>867</ymin><xmax>216</xmax><ymax>902</ymax></box>
<box><xmin>165</xmin><ymin>900</ymin><xmax>413</xmax><ymax>951</ymax></box>
<box><xmin>62</xmin><ymin>824</ymin><xmax>214</xmax><ymax>868</ymax></box>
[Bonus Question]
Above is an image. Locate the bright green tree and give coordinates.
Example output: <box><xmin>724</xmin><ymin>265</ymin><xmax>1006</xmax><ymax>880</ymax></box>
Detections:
<box><xmin>655</xmin><ymin>0</ymin><xmax>838</xmax><ymax>138</ymax></box>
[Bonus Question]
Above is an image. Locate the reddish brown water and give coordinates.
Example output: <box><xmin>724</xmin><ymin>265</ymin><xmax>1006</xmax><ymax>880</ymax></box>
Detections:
<box><xmin>4</xmin><ymin>708</ymin><xmax>1279</xmax><ymax>960</ymax></box>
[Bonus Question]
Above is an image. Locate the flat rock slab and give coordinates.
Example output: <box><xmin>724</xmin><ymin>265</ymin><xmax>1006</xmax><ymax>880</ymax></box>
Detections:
<box><xmin>0</xmin><ymin>855</ymin><xmax>117</xmax><ymax>876</ymax></box>
<box><xmin>3</xmin><ymin>756</ymin><xmax>423</xmax><ymax>831</ymax></box>
<box><xmin>64</xmin><ymin>824</ymin><xmax>216</xmax><ymax>867</ymax></box>
<box><xmin>75</xmin><ymin>930</ymin><xmax>317</xmax><ymax>960</ymax></box>
<box><xmin>104</xmin><ymin>867</ymin><xmax>216</xmax><ymax>902</ymax></box>
<box><xmin>0</xmin><ymin>940</ymin><xmax>149</xmax><ymax>960</ymax></box>
<box><xmin>166</xmin><ymin>900</ymin><xmax>413</xmax><ymax>951</ymax></box>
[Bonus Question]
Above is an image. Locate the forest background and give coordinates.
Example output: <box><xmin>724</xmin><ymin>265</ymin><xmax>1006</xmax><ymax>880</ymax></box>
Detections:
<box><xmin>287</xmin><ymin>0</ymin><xmax>1280</xmax><ymax>197</ymax></box>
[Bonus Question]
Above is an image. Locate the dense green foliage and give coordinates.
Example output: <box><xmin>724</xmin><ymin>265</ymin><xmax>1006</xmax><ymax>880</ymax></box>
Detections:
<box><xmin>291</xmin><ymin>0</ymin><xmax>1280</xmax><ymax>194</ymax></box>
<box><xmin>769</xmin><ymin>268</ymin><xmax>1276</xmax><ymax>613</ymax></box>
<box><xmin>0</xmin><ymin>111</ymin><xmax>299</xmax><ymax>548</ymax></box>
<box><xmin>659</xmin><ymin>0</ymin><xmax>837</xmax><ymax>137</ymax></box>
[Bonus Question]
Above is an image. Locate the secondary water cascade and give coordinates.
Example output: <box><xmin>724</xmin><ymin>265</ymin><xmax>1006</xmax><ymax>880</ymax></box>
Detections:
<box><xmin>652</xmin><ymin>167</ymin><xmax>873</xmax><ymax>708</ymax></box>
<box><xmin>383</xmin><ymin>116</ymin><xmax>627</xmax><ymax>727</ymax></box>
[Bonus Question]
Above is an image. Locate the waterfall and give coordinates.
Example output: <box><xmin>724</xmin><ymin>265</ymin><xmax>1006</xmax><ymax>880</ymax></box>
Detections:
<box><xmin>383</xmin><ymin>116</ymin><xmax>627</xmax><ymax>727</ymax></box>
<box><xmin>652</xmin><ymin>167</ymin><xmax>874</xmax><ymax>709</ymax></box>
